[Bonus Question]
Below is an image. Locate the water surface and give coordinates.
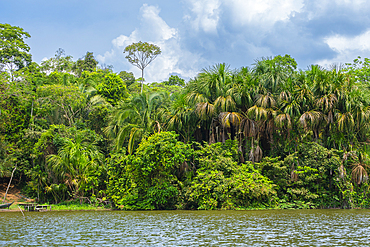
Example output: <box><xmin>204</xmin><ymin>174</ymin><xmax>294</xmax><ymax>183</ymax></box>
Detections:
<box><xmin>1</xmin><ymin>209</ymin><xmax>369</xmax><ymax>246</ymax></box>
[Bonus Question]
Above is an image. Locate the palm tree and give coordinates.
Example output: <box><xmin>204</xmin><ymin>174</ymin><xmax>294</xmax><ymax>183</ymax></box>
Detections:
<box><xmin>47</xmin><ymin>133</ymin><xmax>103</xmax><ymax>199</ymax></box>
<box><xmin>105</xmin><ymin>92</ymin><xmax>166</xmax><ymax>154</ymax></box>
<box><xmin>198</xmin><ymin>63</ymin><xmax>232</xmax><ymax>101</ymax></box>
<box><xmin>163</xmin><ymin>94</ymin><xmax>197</xmax><ymax>143</ymax></box>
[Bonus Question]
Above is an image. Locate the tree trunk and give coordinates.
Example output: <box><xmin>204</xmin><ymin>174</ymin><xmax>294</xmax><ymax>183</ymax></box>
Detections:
<box><xmin>3</xmin><ymin>165</ymin><xmax>17</xmax><ymax>203</ymax></box>
<box><xmin>141</xmin><ymin>69</ymin><xmax>144</xmax><ymax>93</ymax></box>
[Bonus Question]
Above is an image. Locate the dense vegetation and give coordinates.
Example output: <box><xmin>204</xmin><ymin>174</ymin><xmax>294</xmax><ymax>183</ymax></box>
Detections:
<box><xmin>2</xmin><ymin>23</ymin><xmax>370</xmax><ymax>210</ymax></box>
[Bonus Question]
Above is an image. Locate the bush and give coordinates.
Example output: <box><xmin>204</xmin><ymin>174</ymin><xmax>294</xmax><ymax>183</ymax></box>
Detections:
<box><xmin>182</xmin><ymin>140</ymin><xmax>276</xmax><ymax>209</ymax></box>
<box><xmin>259</xmin><ymin>142</ymin><xmax>342</xmax><ymax>208</ymax></box>
<box><xmin>107</xmin><ymin>131</ymin><xmax>193</xmax><ymax>210</ymax></box>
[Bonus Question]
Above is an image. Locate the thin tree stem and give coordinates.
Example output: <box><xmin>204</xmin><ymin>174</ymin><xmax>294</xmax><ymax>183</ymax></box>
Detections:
<box><xmin>3</xmin><ymin>165</ymin><xmax>17</xmax><ymax>203</ymax></box>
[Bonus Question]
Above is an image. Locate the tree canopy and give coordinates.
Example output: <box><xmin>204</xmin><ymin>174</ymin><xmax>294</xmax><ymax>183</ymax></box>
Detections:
<box><xmin>0</xmin><ymin>23</ymin><xmax>32</xmax><ymax>80</ymax></box>
<box><xmin>124</xmin><ymin>41</ymin><xmax>161</xmax><ymax>93</ymax></box>
<box><xmin>3</xmin><ymin>23</ymin><xmax>370</xmax><ymax>210</ymax></box>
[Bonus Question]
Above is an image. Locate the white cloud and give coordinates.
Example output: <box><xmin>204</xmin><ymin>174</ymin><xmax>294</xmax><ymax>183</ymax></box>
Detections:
<box><xmin>97</xmin><ymin>4</ymin><xmax>204</xmax><ymax>82</ymax></box>
<box><xmin>317</xmin><ymin>29</ymin><xmax>370</xmax><ymax>66</ymax></box>
<box><xmin>334</xmin><ymin>0</ymin><xmax>366</xmax><ymax>7</ymax></box>
<box><xmin>325</xmin><ymin>30</ymin><xmax>370</xmax><ymax>53</ymax></box>
<box><xmin>184</xmin><ymin>0</ymin><xmax>303</xmax><ymax>33</ymax></box>
<box><xmin>303</xmin><ymin>0</ymin><xmax>368</xmax><ymax>20</ymax></box>
<box><xmin>184</xmin><ymin>0</ymin><xmax>221</xmax><ymax>34</ymax></box>
<box><xmin>96</xmin><ymin>50</ymin><xmax>115</xmax><ymax>64</ymax></box>
<box><xmin>111</xmin><ymin>30</ymin><xmax>140</xmax><ymax>48</ymax></box>
<box><xmin>140</xmin><ymin>4</ymin><xmax>177</xmax><ymax>41</ymax></box>
<box><xmin>225</xmin><ymin>0</ymin><xmax>304</xmax><ymax>28</ymax></box>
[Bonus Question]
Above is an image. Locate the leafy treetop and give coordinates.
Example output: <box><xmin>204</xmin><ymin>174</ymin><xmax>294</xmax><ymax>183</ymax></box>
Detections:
<box><xmin>124</xmin><ymin>41</ymin><xmax>161</xmax><ymax>93</ymax></box>
<box><xmin>118</xmin><ymin>70</ymin><xmax>135</xmax><ymax>87</ymax></box>
<box><xmin>0</xmin><ymin>23</ymin><xmax>32</xmax><ymax>80</ymax></box>
<box><xmin>124</xmin><ymin>41</ymin><xmax>161</xmax><ymax>71</ymax></box>
<box><xmin>164</xmin><ymin>75</ymin><xmax>185</xmax><ymax>86</ymax></box>
<box><xmin>73</xmin><ymin>52</ymin><xmax>98</xmax><ymax>77</ymax></box>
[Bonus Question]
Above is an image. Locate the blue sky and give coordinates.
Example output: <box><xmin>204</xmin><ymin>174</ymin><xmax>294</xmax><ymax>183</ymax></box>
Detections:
<box><xmin>2</xmin><ymin>0</ymin><xmax>370</xmax><ymax>82</ymax></box>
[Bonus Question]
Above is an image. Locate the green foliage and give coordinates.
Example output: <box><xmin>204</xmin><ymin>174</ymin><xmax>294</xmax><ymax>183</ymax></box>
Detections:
<box><xmin>96</xmin><ymin>73</ymin><xmax>129</xmax><ymax>105</ymax></box>
<box><xmin>107</xmin><ymin>131</ymin><xmax>192</xmax><ymax>210</ymax></box>
<box><xmin>40</xmin><ymin>48</ymin><xmax>74</xmax><ymax>73</ymax></box>
<box><xmin>86</xmin><ymin>103</ymin><xmax>110</xmax><ymax>134</ymax></box>
<box><xmin>163</xmin><ymin>75</ymin><xmax>185</xmax><ymax>86</ymax></box>
<box><xmin>345</xmin><ymin>56</ymin><xmax>370</xmax><ymax>83</ymax></box>
<box><xmin>183</xmin><ymin>140</ymin><xmax>276</xmax><ymax>209</ymax></box>
<box><xmin>50</xmin><ymin>201</ymin><xmax>111</xmax><ymax>210</ymax></box>
<box><xmin>124</xmin><ymin>41</ymin><xmax>161</xmax><ymax>70</ymax></box>
<box><xmin>2</xmin><ymin>25</ymin><xmax>370</xmax><ymax>211</ymax></box>
<box><xmin>270</xmin><ymin>54</ymin><xmax>297</xmax><ymax>73</ymax></box>
<box><xmin>43</xmin><ymin>71</ymin><xmax>77</xmax><ymax>85</ymax></box>
<box><xmin>118</xmin><ymin>70</ymin><xmax>135</xmax><ymax>87</ymax></box>
<box><xmin>73</xmin><ymin>52</ymin><xmax>98</xmax><ymax>77</ymax></box>
<box><xmin>124</xmin><ymin>41</ymin><xmax>161</xmax><ymax>92</ymax></box>
<box><xmin>0</xmin><ymin>79</ymin><xmax>34</xmax><ymax>141</ymax></box>
<box><xmin>105</xmin><ymin>91</ymin><xmax>166</xmax><ymax>153</ymax></box>
<box><xmin>259</xmin><ymin>142</ymin><xmax>342</xmax><ymax>208</ymax></box>
<box><xmin>146</xmin><ymin>81</ymin><xmax>183</xmax><ymax>95</ymax></box>
<box><xmin>31</xmin><ymin>125</ymin><xmax>105</xmax><ymax>203</ymax></box>
<box><xmin>36</xmin><ymin>84</ymin><xmax>86</xmax><ymax>127</ymax></box>
<box><xmin>0</xmin><ymin>23</ymin><xmax>32</xmax><ymax>80</ymax></box>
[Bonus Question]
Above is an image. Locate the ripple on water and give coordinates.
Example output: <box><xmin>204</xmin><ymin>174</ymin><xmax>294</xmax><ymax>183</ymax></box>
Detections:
<box><xmin>1</xmin><ymin>209</ymin><xmax>370</xmax><ymax>246</ymax></box>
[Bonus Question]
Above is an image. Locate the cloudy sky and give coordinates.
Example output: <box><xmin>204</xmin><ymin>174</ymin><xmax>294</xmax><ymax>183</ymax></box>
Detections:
<box><xmin>2</xmin><ymin>0</ymin><xmax>370</xmax><ymax>82</ymax></box>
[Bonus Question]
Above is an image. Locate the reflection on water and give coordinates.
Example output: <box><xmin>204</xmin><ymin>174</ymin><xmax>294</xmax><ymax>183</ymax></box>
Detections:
<box><xmin>1</xmin><ymin>209</ymin><xmax>370</xmax><ymax>246</ymax></box>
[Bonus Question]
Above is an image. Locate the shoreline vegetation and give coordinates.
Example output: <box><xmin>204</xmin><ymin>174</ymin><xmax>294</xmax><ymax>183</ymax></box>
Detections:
<box><xmin>1</xmin><ymin>200</ymin><xmax>364</xmax><ymax>212</ymax></box>
<box><xmin>2</xmin><ymin>23</ymin><xmax>370</xmax><ymax>211</ymax></box>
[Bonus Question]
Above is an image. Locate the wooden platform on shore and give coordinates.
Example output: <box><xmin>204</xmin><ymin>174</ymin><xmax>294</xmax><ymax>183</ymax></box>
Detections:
<box><xmin>18</xmin><ymin>203</ymin><xmax>52</xmax><ymax>212</ymax></box>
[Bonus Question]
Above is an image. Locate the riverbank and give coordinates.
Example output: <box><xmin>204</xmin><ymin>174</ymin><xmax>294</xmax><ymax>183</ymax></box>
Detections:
<box><xmin>1</xmin><ymin>181</ymin><xmax>111</xmax><ymax>212</ymax></box>
<box><xmin>0</xmin><ymin>202</ymin><xmax>112</xmax><ymax>212</ymax></box>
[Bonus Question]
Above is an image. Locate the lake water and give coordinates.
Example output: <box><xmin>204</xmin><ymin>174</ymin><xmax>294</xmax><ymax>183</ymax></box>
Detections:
<box><xmin>1</xmin><ymin>209</ymin><xmax>370</xmax><ymax>246</ymax></box>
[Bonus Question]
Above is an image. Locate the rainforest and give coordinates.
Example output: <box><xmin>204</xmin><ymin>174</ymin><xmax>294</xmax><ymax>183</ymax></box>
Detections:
<box><xmin>2</xmin><ymin>23</ymin><xmax>370</xmax><ymax>210</ymax></box>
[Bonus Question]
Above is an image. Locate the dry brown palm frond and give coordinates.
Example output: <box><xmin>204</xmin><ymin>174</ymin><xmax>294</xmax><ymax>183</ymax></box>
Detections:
<box><xmin>339</xmin><ymin>151</ymin><xmax>354</xmax><ymax>180</ymax></box>
<box><xmin>351</xmin><ymin>163</ymin><xmax>369</xmax><ymax>185</ymax></box>
<box><xmin>214</xmin><ymin>95</ymin><xmax>236</xmax><ymax>112</ymax></box>
<box><xmin>291</xmin><ymin>170</ymin><xmax>299</xmax><ymax>182</ymax></box>
<box><xmin>209</xmin><ymin>118</ymin><xmax>220</xmax><ymax>144</ymax></box>
<box><xmin>266</xmin><ymin>118</ymin><xmax>275</xmax><ymax>138</ymax></box>
<box><xmin>353</xmin><ymin>106</ymin><xmax>370</xmax><ymax>131</ymax></box>
<box><xmin>316</xmin><ymin>94</ymin><xmax>338</xmax><ymax>112</ymax></box>
<box><xmin>209</xmin><ymin>131</ymin><xmax>216</xmax><ymax>144</ymax></box>
<box><xmin>259</xmin><ymin>120</ymin><xmax>267</xmax><ymax>133</ymax></box>
<box><xmin>336</xmin><ymin>112</ymin><xmax>354</xmax><ymax>132</ymax></box>
<box><xmin>219</xmin><ymin>112</ymin><xmax>242</xmax><ymax>128</ymax></box>
<box><xmin>186</xmin><ymin>92</ymin><xmax>208</xmax><ymax>105</ymax></box>
<box><xmin>290</xmin><ymin>163</ymin><xmax>299</xmax><ymax>181</ymax></box>
<box><xmin>238</xmin><ymin>141</ymin><xmax>243</xmax><ymax>153</ymax></box>
<box><xmin>338</xmin><ymin>163</ymin><xmax>346</xmax><ymax>180</ymax></box>
<box><xmin>196</xmin><ymin>102</ymin><xmax>215</xmax><ymax>120</ymax></box>
<box><xmin>154</xmin><ymin>121</ymin><xmax>161</xmax><ymax>133</ymax></box>
<box><xmin>255</xmin><ymin>93</ymin><xmax>276</xmax><ymax>108</ymax></box>
<box><xmin>248</xmin><ymin>105</ymin><xmax>268</xmax><ymax>121</ymax></box>
<box><xmin>240</xmin><ymin>118</ymin><xmax>258</xmax><ymax>138</ymax></box>
<box><xmin>249</xmin><ymin>149</ymin><xmax>255</xmax><ymax>162</ymax></box>
<box><xmin>275</xmin><ymin>113</ymin><xmax>292</xmax><ymax>129</ymax></box>
<box><xmin>327</xmin><ymin>111</ymin><xmax>334</xmax><ymax>124</ymax></box>
<box><xmin>254</xmin><ymin>145</ymin><xmax>263</xmax><ymax>162</ymax></box>
<box><xmin>299</xmin><ymin>110</ymin><xmax>322</xmax><ymax>129</ymax></box>
<box><xmin>279</xmin><ymin>91</ymin><xmax>291</xmax><ymax>102</ymax></box>
<box><xmin>342</xmin><ymin>151</ymin><xmax>357</xmax><ymax>162</ymax></box>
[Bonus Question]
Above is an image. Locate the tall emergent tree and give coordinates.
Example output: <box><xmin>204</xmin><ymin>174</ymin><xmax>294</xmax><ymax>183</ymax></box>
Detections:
<box><xmin>124</xmin><ymin>41</ymin><xmax>161</xmax><ymax>93</ymax></box>
<box><xmin>73</xmin><ymin>52</ymin><xmax>98</xmax><ymax>77</ymax></box>
<box><xmin>0</xmin><ymin>23</ymin><xmax>32</xmax><ymax>81</ymax></box>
